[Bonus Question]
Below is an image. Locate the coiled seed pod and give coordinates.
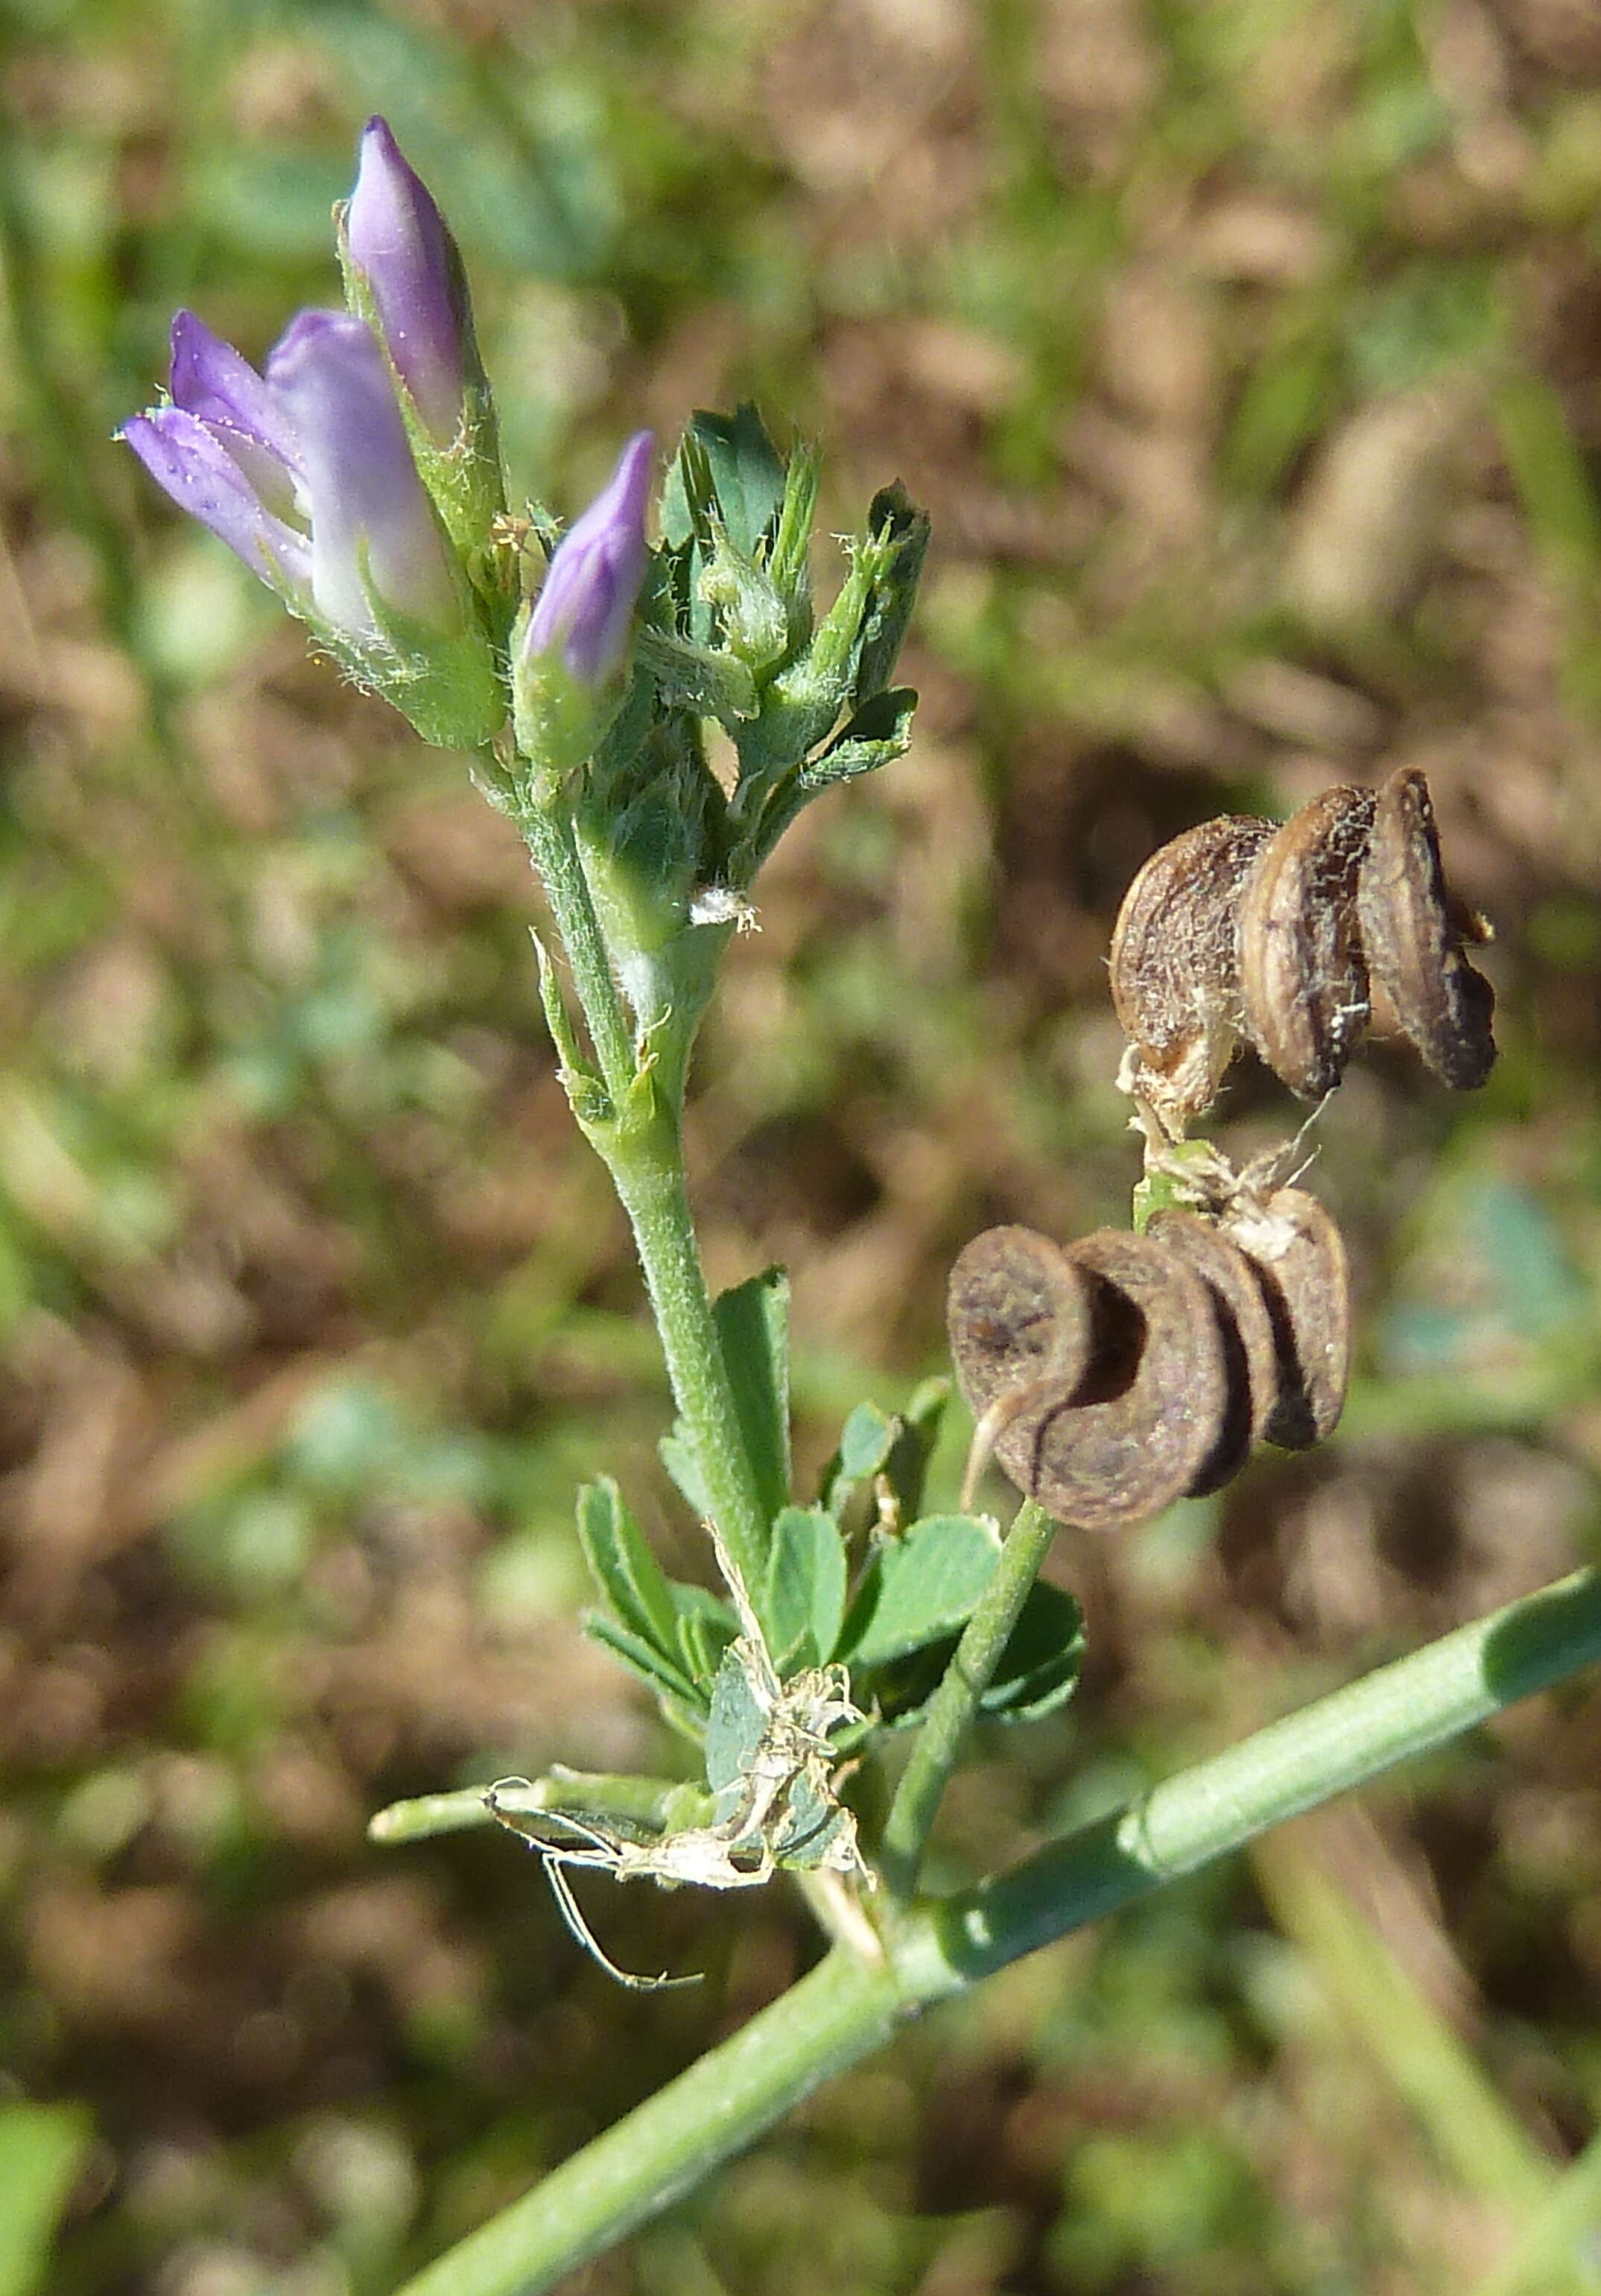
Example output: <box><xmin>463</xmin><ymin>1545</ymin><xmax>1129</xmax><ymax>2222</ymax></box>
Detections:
<box><xmin>1146</xmin><ymin>1208</ymin><xmax>1280</xmax><ymax>1494</ymax></box>
<box><xmin>945</xmin><ymin>1225</ymin><xmax>1092</xmax><ymax>1433</ymax></box>
<box><xmin>1109</xmin><ymin>816</ymin><xmax>1273</xmax><ymax>1136</ymax></box>
<box><xmin>948</xmin><ymin>1193</ymin><xmax>1355</xmax><ymax>1526</ymax></box>
<box><xmin>1109</xmin><ymin>770</ymin><xmax>1496</xmax><ymax>1133</ymax></box>
<box><xmin>1220</xmin><ymin>1187</ymin><xmax>1351</xmax><ymax>1450</ymax></box>
<box><xmin>948</xmin><ymin>1226</ymin><xmax>1229</xmax><ymax>1529</ymax></box>
<box><xmin>1357</xmin><ymin>767</ymin><xmax>1496</xmax><ymax>1090</ymax></box>
<box><xmin>1235</xmin><ymin>784</ymin><xmax>1375</xmax><ymax>1103</ymax></box>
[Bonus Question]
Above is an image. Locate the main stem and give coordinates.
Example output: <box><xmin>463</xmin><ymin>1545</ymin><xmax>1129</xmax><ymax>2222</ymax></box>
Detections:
<box><xmin>607</xmin><ymin>1117</ymin><xmax>770</xmax><ymax>1591</ymax></box>
<box><xmin>517</xmin><ymin>791</ymin><xmax>770</xmax><ymax>1591</ymax></box>
<box><xmin>396</xmin><ymin>1564</ymin><xmax>1601</xmax><ymax>2296</ymax></box>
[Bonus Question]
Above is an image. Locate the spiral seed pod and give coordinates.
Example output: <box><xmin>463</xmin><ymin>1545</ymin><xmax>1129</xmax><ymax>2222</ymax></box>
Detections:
<box><xmin>1236</xmin><ymin>785</ymin><xmax>1376</xmax><ymax>1102</ymax></box>
<box><xmin>1221</xmin><ymin>1187</ymin><xmax>1351</xmax><ymax>1449</ymax></box>
<box><xmin>1109</xmin><ymin>815</ymin><xmax>1274</xmax><ymax>1137</ymax></box>
<box><xmin>945</xmin><ymin>1225</ymin><xmax>1093</xmax><ymax>1425</ymax></box>
<box><xmin>1357</xmin><ymin>766</ymin><xmax>1496</xmax><ymax>1090</ymax></box>
<box><xmin>949</xmin><ymin>1225</ymin><xmax>1230</xmax><ymax>1529</ymax></box>
<box><xmin>1146</xmin><ymin>1208</ymin><xmax>1281</xmax><ymax>1494</ymax></box>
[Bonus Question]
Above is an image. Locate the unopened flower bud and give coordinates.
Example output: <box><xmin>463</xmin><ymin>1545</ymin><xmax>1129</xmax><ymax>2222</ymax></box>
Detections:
<box><xmin>344</xmin><ymin>116</ymin><xmax>480</xmax><ymax>447</ymax></box>
<box><xmin>524</xmin><ymin>431</ymin><xmax>655</xmax><ymax>688</ymax></box>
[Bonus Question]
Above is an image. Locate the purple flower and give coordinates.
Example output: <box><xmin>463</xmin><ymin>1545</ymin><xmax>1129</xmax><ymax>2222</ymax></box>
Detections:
<box><xmin>524</xmin><ymin>432</ymin><xmax>656</xmax><ymax>688</ymax></box>
<box><xmin>123</xmin><ymin>307</ymin><xmax>462</xmax><ymax>644</ymax></box>
<box><xmin>120</xmin><ymin>311</ymin><xmax>313</xmax><ymax>600</ymax></box>
<box><xmin>266</xmin><ymin>309</ymin><xmax>459</xmax><ymax>637</ymax></box>
<box><xmin>343</xmin><ymin>116</ymin><xmax>478</xmax><ymax>445</ymax></box>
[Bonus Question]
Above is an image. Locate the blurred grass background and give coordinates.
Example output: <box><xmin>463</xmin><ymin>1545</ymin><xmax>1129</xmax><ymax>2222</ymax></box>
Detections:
<box><xmin>3</xmin><ymin>0</ymin><xmax>1601</xmax><ymax>2290</ymax></box>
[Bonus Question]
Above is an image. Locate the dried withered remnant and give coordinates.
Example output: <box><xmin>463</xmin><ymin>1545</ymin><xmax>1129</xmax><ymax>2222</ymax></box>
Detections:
<box><xmin>947</xmin><ymin>1192</ymin><xmax>1354</xmax><ymax>1528</ymax></box>
<box><xmin>1110</xmin><ymin>767</ymin><xmax>1496</xmax><ymax>1136</ymax></box>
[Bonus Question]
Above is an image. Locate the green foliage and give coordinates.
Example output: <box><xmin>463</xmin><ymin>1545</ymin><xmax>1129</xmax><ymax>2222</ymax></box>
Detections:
<box><xmin>8</xmin><ymin>1</ymin><xmax>1601</xmax><ymax>2291</ymax></box>
<box><xmin>0</xmin><ymin>2104</ymin><xmax>92</xmax><ymax>2296</ymax></box>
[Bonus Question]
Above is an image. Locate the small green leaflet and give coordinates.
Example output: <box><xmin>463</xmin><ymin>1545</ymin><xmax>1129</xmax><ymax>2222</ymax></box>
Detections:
<box><xmin>838</xmin><ymin>1512</ymin><xmax>1000</xmax><ymax>1671</ymax></box>
<box><xmin>763</xmin><ymin>1505</ymin><xmax>848</xmax><ymax>1670</ymax></box>
<box><xmin>705</xmin><ymin>1643</ymin><xmax>769</xmax><ymax>1801</ymax></box>
<box><xmin>577</xmin><ymin>1478</ymin><xmax>679</xmax><ymax>1655</ymax></box>
<box><xmin>660</xmin><ymin>1267</ymin><xmax>790</xmax><ymax>1539</ymax></box>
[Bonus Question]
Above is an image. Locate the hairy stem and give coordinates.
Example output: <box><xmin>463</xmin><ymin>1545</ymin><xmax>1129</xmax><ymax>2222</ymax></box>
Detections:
<box><xmin>606</xmin><ymin>1115</ymin><xmax>772</xmax><ymax>1593</ymax></box>
<box><xmin>396</xmin><ymin>1565</ymin><xmax>1601</xmax><ymax>2296</ymax></box>
<box><xmin>514</xmin><ymin>794</ymin><xmax>636</xmax><ymax>1107</ymax></box>
<box><xmin>878</xmin><ymin>1498</ymin><xmax>1056</xmax><ymax>1898</ymax></box>
<box><xmin>513</xmin><ymin>787</ymin><xmax>769</xmax><ymax>1586</ymax></box>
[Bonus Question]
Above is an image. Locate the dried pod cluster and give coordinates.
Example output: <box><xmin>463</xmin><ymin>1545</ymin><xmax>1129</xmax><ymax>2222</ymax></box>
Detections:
<box><xmin>1110</xmin><ymin>767</ymin><xmax>1496</xmax><ymax>1135</ymax></box>
<box><xmin>947</xmin><ymin>1188</ymin><xmax>1351</xmax><ymax>1529</ymax></box>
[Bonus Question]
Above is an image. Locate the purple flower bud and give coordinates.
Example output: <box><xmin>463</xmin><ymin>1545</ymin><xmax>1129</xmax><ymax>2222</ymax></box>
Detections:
<box><xmin>524</xmin><ymin>432</ymin><xmax>655</xmax><ymax>688</ymax></box>
<box><xmin>265</xmin><ymin>309</ymin><xmax>460</xmax><ymax>638</ymax></box>
<box><xmin>344</xmin><ymin>116</ymin><xmax>477</xmax><ymax>445</ymax></box>
<box><xmin>119</xmin><ymin>311</ymin><xmax>312</xmax><ymax>597</ymax></box>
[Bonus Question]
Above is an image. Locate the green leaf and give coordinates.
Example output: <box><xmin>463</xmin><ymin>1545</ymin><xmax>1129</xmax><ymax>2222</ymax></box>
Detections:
<box><xmin>705</xmin><ymin>1643</ymin><xmax>767</xmax><ymax>1799</ymax></box>
<box><xmin>657</xmin><ymin>1427</ymin><xmax>709</xmax><ymax>1519</ymax></box>
<box><xmin>576</xmin><ymin>1478</ymin><xmax>679</xmax><ymax>1655</ymax></box>
<box><xmin>980</xmin><ymin>1582</ymin><xmax>1085</xmax><ymax>1723</ymax></box>
<box><xmin>671</xmin><ymin>1582</ymin><xmax>737</xmax><ymax>1696</ymax></box>
<box><xmin>690</xmin><ymin>404</ymin><xmax>788</xmax><ymax>563</ymax></box>
<box><xmin>720</xmin><ymin>1266</ymin><xmax>792</xmax><ymax>1526</ymax></box>
<box><xmin>764</xmin><ymin>1506</ymin><xmax>849</xmax><ymax>1670</ymax></box>
<box><xmin>851</xmin><ymin>481</ymin><xmax>930</xmax><ymax>705</ymax></box>
<box><xmin>820</xmin><ymin>1401</ymin><xmax>898</xmax><ymax>1518</ymax></box>
<box><xmin>840</xmin><ymin>1402</ymin><xmax>898</xmax><ymax>1483</ymax></box>
<box><xmin>839</xmin><ymin>1513</ymin><xmax>1001</xmax><ymax>1671</ymax></box>
<box><xmin>0</xmin><ymin>2101</ymin><xmax>92</xmax><ymax>2296</ymax></box>
<box><xmin>798</xmin><ymin>687</ymin><xmax>917</xmax><ymax>791</ymax></box>
<box><xmin>584</xmin><ymin>1613</ymin><xmax>699</xmax><ymax>1710</ymax></box>
<box><xmin>882</xmin><ymin>1378</ymin><xmax>949</xmax><ymax>1526</ymax></box>
<box><xmin>659</xmin><ymin>1269</ymin><xmax>790</xmax><ymax>1538</ymax></box>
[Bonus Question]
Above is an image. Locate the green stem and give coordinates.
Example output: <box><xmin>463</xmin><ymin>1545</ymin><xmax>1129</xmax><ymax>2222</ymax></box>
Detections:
<box><xmin>368</xmin><ymin>1771</ymin><xmax>702</xmax><ymax>1846</ymax></box>
<box><xmin>513</xmin><ymin>790</ymin><xmax>769</xmax><ymax>1587</ymax></box>
<box><xmin>606</xmin><ymin>1117</ymin><xmax>771</xmax><ymax>1593</ymax></box>
<box><xmin>396</xmin><ymin>1565</ymin><xmax>1601</xmax><ymax>2296</ymax></box>
<box><xmin>514</xmin><ymin>795</ymin><xmax>636</xmax><ymax>1108</ymax></box>
<box><xmin>878</xmin><ymin>1498</ymin><xmax>1056</xmax><ymax>1899</ymax></box>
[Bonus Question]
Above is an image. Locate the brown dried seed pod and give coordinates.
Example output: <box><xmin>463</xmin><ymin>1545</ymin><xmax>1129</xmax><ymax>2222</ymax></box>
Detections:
<box><xmin>1357</xmin><ymin>767</ymin><xmax>1496</xmax><ymax>1090</ymax></box>
<box><xmin>1236</xmin><ymin>785</ymin><xmax>1376</xmax><ymax>1100</ymax></box>
<box><xmin>1109</xmin><ymin>815</ymin><xmax>1275</xmax><ymax>1135</ymax></box>
<box><xmin>1146</xmin><ymin>1209</ymin><xmax>1281</xmax><ymax>1494</ymax></box>
<box><xmin>946</xmin><ymin>1225</ymin><xmax>1093</xmax><ymax>1426</ymax></box>
<box><xmin>976</xmin><ymin>1228</ymin><xmax>1229</xmax><ymax>1530</ymax></box>
<box><xmin>1220</xmin><ymin>1187</ymin><xmax>1351</xmax><ymax>1450</ymax></box>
